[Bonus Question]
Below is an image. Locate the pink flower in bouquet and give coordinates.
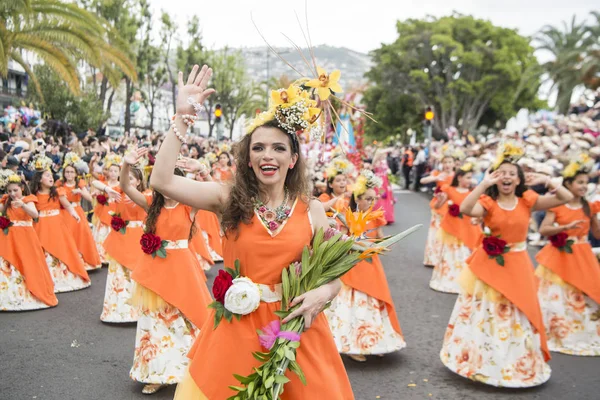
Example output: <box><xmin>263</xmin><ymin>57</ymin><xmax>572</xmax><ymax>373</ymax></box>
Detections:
<box><xmin>258</xmin><ymin>320</ymin><xmax>301</xmax><ymax>350</ymax></box>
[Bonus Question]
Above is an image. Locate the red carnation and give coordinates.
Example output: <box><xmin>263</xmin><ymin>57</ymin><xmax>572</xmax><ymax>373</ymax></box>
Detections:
<box><xmin>550</xmin><ymin>232</ymin><xmax>568</xmax><ymax>248</ymax></box>
<box><xmin>448</xmin><ymin>204</ymin><xmax>461</xmax><ymax>217</ymax></box>
<box><xmin>213</xmin><ymin>270</ymin><xmax>234</xmax><ymax>304</ymax></box>
<box><xmin>140</xmin><ymin>232</ymin><xmax>162</xmax><ymax>254</ymax></box>
<box><xmin>110</xmin><ymin>215</ymin><xmax>127</xmax><ymax>232</ymax></box>
<box><xmin>482</xmin><ymin>236</ymin><xmax>507</xmax><ymax>257</ymax></box>
<box><xmin>0</xmin><ymin>216</ymin><xmax>10</xmax><ymax>230</ymax></box>
<box><xmin>434</xmin><ymin>186</ymin><xmax>442</xmax><ymax>194</ymax></box>
<box><xmin>97</xmin><ymin>194</ymin><xmax>108</xmax><ymax>206</ymax></box>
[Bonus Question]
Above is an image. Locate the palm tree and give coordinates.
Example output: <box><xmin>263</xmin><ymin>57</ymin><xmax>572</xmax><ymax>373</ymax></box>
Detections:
<box><xmin>0</xmin><ymin>0</ymin><xmax>136</xmax><ymax>101</ymax></box>
<box><xmin>536</xmin><ymin>16</ymin><xmax>589</xmax><ymax>114</ymax></box>
<box><xmin>581</xmin><ymin>11</ymin><xmax>600</xmax><ymax>90</ymax></box>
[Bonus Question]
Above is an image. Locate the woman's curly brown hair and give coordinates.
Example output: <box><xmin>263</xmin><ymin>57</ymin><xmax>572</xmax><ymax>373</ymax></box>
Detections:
<box><xmin>221</xmin><ymin>120</ymin><xmax>309</xmax><ymax>235</ymax></box>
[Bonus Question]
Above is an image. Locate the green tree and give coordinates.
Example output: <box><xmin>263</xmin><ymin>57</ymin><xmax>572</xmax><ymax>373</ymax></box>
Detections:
<box><xmin>1</xmin><ymin>0</ymin><xmax>136</xmax><ymax>101</ymax></box>
<box><xmin>581</xmin><ymin>11</ymin><xmax>600</xmax><ymax>90</ymax></box>
<box><xmin>208</xmin><ymin>49</ymin><xmax>263</xmax><ymax>138</ymax></box>
<box><xmin>27</xmin><ymin>64</ymin><xmax>108</xmax><ymax>132</ymax></box>
<box><xmin>365</xmin><ymin>13</ymin><xmax>543</xmax><ymax>139</ymax></box>
<box><xmin>536</xmin><ymin>15</ymin><xmax>590</xmax><ymax>114</ymax></box>
<box><xmin>160</xmin><ymin>12</ymin><xmax>178</xmax><ymax>115</ymax></box>
<box><xmin>139</xmin><ymin>44</ymin><xmax>167</xmax><ymax>131</ymax></box>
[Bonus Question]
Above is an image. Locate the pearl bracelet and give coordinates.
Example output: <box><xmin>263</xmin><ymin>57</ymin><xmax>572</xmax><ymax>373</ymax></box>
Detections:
<box><xmin>171</xmin><ymin>114</ymin><xmax>198</xmax><ymax>144</ymax></box>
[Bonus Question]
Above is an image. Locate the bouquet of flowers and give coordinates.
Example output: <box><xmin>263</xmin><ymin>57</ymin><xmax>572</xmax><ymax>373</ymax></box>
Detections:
<box><xmin>0</xmin><ymin>213</ymin><xmax>13</xmax><ymax>235</ymax></box>
<box><xmin>227</xmin><ymin>210</ymin><xmax>421</xmax><ymax>399</ymax></box>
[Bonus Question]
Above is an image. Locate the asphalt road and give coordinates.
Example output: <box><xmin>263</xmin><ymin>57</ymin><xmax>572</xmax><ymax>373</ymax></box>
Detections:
<box><xmin>1</xmin><ymin>190</ymin><xmax>599</xmax><ymax>400</ymax></box>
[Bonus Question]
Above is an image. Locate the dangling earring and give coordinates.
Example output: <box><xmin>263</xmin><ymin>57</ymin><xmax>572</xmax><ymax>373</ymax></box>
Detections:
<box><xmin>289</xmin><ymin>164</ymin><xmax>294</xmax><ymax>169</ymax></box>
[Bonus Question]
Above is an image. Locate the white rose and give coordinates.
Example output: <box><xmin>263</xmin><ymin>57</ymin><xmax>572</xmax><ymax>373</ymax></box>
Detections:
<box><xmin>224</xmin><ymin>277</ymin><xmax>261</xmax><ymax>315</ymax></box>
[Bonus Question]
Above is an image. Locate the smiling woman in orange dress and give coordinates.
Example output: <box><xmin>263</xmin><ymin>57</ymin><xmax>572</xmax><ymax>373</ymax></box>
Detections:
<box><xmin>0</xmin><ymin>172</ymin><xmax>58</xmax><ymax>311</ymax></box>
<box><xmin>440</xmin><ymin>142</ymin><xmax>573</xmax><ymax>388</ymax></box>
<box><xmin>535</xmin><ymin>155</ymin><xmax>600</xmax><ymax>356</ymax></box>
<box><xmin>29</xmin><ymin>155</ymin><xmax>91</xmax><ymax>293</ymax></box>
<box><xmin>57</xmin><ymin>153</ymin><xmax>101</xmax><ymax>271</ymax></box>
<box><xmin>325</xmin><ymin>169</ymin><xmax>406</xmax><ymax>362</ymax></box>
<box><xmin>150</xmin><ymin>65</ymin><xmax>354</xmax><ymax>399</ymax></box>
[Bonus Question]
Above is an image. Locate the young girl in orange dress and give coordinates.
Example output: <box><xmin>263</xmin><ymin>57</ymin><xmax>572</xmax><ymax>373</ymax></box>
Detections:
<box><xmin>420</xmin><ymin>149</ymin><xmax>459</xmax><ymax>267</ymax></box>
<box><xmin>212</xmin><ymin>149</ymin><xmax>234</xmax><ymax>182</ymax></box>
<box><xmin>57</xmin><ymin>153</ymin><xmax>101</xmax><ymax>271</ymax></box>
<box><xmin>91</xmin><ymin>154</ymin><xmax>122</xmax><ymax>264</ymax></box>
<box><xmin>29</xmin><ymin>155</ymin><xmax>91</xmax><ymax>293</ymax></box>
<box><xmin>535</xmin><ymin>155</ymin><xmax>600</xmax><ymax>356</ymax></box>
<box><xmin>325</xmin><ymin>170</ymin><xmax>405</xmax><ymax>362</ymax></box>
<box><xmin>0</xmin><ymin>172</ymin><xmax>58</xmax><ymax>311</ymax></box>
<box><xmin>429</xmin><ymin>163</ymin><xmax>482</xmax><ymax>294</ymax></box>
<box><xmin>100</xmin><ymin>162</ymin><xmax>149</xmax><ymax>323</ymax></box>
<box><xmin>118</xmin><ymin>148</ymin><xmax>212</xmax><ymax>395</ymax></box>
<box><xmin>318</xmin><ymin>158</ymin><xmax>353</xmax><ymax>213</ymax></box>
<box><xmin>151</xmin><ymin>66</ymin><xmax>354</xmax><ymax>399</ymax></box>
<box><xmin>440</xmin><ymin>142</ymin><xmax>573</xmax><ymax>387</ymax></box>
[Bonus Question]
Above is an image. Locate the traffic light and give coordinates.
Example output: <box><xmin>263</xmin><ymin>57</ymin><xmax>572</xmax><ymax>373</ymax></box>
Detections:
<box><xmin>214</xmin><ymin>104</ymin><xmax>222</xmax><ymax>123</ymax></box>
<box><xmin>424</xmin><ymin>106</ymin><xmax>434</xmax><ymax>126</ymax></box>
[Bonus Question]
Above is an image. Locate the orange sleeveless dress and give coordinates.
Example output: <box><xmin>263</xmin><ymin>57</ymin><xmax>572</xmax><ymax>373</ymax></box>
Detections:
<box><xmin>100</xmin><ymin>193</ymin><xmax>150</xmax><ymax>323</ymax></box>
<box><xmin>0</xmin><ymin>195</ymin><xmax>58</xmax><ymax>310</ymax></box>
<box><xmin>440</xmin><ymin>190</ymin><xmax>551</xmax><ymax>388</ymax></box>
<box><xmin>212</xmin><ymin>166</ymin><xmax>234</xmax><ymax>182</ymax></box>
<box><xmin>430</xmin><ymin>185</ymin><xmax>482</xmax><ymax>293</ymax></box>
<box><xmin>130</xmin><ymin>203</ymin><xmax>212</xmax><ymax>384</ymax></box>
<box><xmin>190</xmin><ymin>216</ymin><xmax>215</xmax><ymax>270</ymax></box>
<box><xmin>91</xmin><ymin>176</ymin><xmax>121</xmax><ymax>264</ymax></box>
<box><xmin>175</xmin><ymin>200</ymin><xmax>354</xmax><ymax>399</ymax></box>
<box><xmin>535</xmin><ymin>202</ymin><xmax>600</xmax><ymax>356</ymax></box>
<box><xmin>423</xmin><ymin>171</ymin><xmax>454</xmax><ymax>267</ymax></box>
<box><xmin>318</xmin><ymin>192</ymin><xmax>350</xmax><ymax>213</ymax></box>
<box><xmin>57</xmin><ymin>180</ymin><xmax>101</xmax><ymax>270</ymax></box>
<box><xmin>325</xmin><ymin>216</ymin><xmax>405</xmax><ymax>355</ymax></box>
<box><xmin>35</xmin><ymin>189</ymin><xmax>90</xmax><ymax>293</ymax></box>
<box><xmin>195</xmin><ymin>210</ymin><xmax>223</xmax><ymax>261</ymax></box>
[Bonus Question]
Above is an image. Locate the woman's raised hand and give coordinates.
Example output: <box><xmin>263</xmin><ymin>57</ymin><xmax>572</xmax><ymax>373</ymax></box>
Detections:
<box><xmin>124</xmin><ymin>146</ymin><xmax>148</xmax><ymax>166</ymax></box>
<box><xmin>482</xmin><ymin>169</ymin><xmax>502</xmax><ymax>188</ymax></box>
<box><xmin>176</xmin><ymin>65</ymin><xmax>216</xmax><ymax>115</ymax></box>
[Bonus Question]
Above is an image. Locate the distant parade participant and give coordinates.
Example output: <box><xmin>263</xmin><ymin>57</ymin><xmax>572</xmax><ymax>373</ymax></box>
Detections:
<box><xmin>0</xmin><ymin>172</ymin><xmax>58</xmax><ymax>310</ymax></box>
<box><xmin>318</xmin><ymin>157</ymin><xmax>353</xmax><ymax>213</ymax></box>
<box><xmin>29</xmin><ymin>155</ymin><xmax>90</xmax><ymax>293</ymax></box>
<box><xmin>57</xmin><ymin>152</ymin><xmax>101</xmax><ymax>271</ymax></box>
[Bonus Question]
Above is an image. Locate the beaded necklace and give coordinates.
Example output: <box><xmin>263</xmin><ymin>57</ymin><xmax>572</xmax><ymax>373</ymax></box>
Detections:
<box><xmin>254</xmin><ymin>188</ymin><xmax>292</xmax><ymax>232</ymax></box>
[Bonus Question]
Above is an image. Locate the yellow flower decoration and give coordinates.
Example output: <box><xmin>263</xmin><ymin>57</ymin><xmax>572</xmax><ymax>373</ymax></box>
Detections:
<box><xmin>205</xmin><ymin>152</ymin><xmax>218</xmax><ymax>165</ymax></box>
<box><xmin>492</xmin><ymin>141</ymin><xmax>525</xmax><ymax>171</ymax></box>
<box><xmin>32</xmin><ymin>154</ymin><xmax>53</xmax><ymax>171</ymax></box>
<box><xmin>460</xmin><ymin>162</ymin><xmax>474</xmax><ymax>172</ymax></box>
<box><xmin>325</xmin><ymin>158</ymin><xmax>354</xmax><ymax>179</ymax></box>
<box><xmin>562</xmin><ymin>153</ymin><xmax>594</xmax><ymax>178</ymax></box>
<box><xmin>353</xmin><ymin>169</ymin><xmax>383</xmax><ymax>197</ymax></box>
<box><xmin>62</xmin><ymin>152</ymin><xmax>81</xmax><ymax>169</ymax></box>
<box><xmin>305</xmin><ymin>67</ymin><xmax>343</xmax><ymax>101</ymax></box>
<box><xmin>270</xmin><ymin>84</ymin><xmax>301</xmax><ymax>107</ymax></box>
<box><xmin>103</xmin><ymin>154</ymin><xmax>122</xmax><ymax>170</ymax></box>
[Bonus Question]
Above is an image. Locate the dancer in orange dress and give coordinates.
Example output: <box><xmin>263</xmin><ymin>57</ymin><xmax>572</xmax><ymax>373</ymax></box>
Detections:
<box><xmin>100</xmin><ymin>163</ymin><xmax>149</xmax><ymax>323</ymax></box>
<box><xmin>57</xmin><ymin>153</ymin><xmax>101</xmax><ymax>271</ymax></box>
<box><xmin>0</xmin><ymin>172</ymin><xmax>58</xmax><ymax>310</ymax></box>
<box><xmin>325</xmin><ymin>170</ymin><xmax>406</xmax><ymax>362</ymax></box>
<box><xmin>420</xmin><ymin>148</ymin><xmax>459</xmax><ymax>267</ymax></box>
<box><xmin>212</xmin><ymin>149</ymin><xmax>234</xmax><ymax>182</ymax></box>
<box><xmin>118</xmin><ymin>147</ymin><xmax>212</xmax><ymax>395</ymax></box>
<box><xmin>318</xmin><ymin>157</ymin><xmax>353</xmax><ymax>213</ymax></box>
<box><xmin>151</xmin><ymin>65</ymin><xmax>354</xmax><ymax>399</ymax></box>
<box><xmin>90</xmin><ymin>154</ymin><xmax>122</xmax><ymax>264</ymax></box>
<box><xmin>429</xmin><ymin>163</ymin><xmax>482</xmax><ymax>293</ymax></box>
<box><xmin>29</xmin><ymin>155</ymin><xmax>91</xmax><ymax>293</ymax></box>
<box><xmin>440</xmin><ymin>141</ymin><xmax>572</xmax><ymax>387</ymax></box>
<box><xmin>535</xmin><ymin>155</ymin><xmax>600</xmax><ymax>356</ymax></box>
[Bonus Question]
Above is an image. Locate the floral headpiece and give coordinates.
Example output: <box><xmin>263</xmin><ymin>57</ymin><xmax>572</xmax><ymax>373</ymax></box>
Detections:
<box><xmin>205</xmin><ymin>152</ymin><xmax>218</xmax><ymax>165</ymax></box>
<box><xmin>32</xmin><ymin>154</ymin><xmax>53</xmax><ymax>171</ymax></box>
<box><xmin>562</xmin><ymin>153</ymin><xmax>594</xmax><ymax>178</ymax></box>
<box><xmin>0</xmin><ymin>170</ymin><xmax>20</xmax><ymax>191</ymax></box>
<box><xmin>441</xmin><ymin>145</ymin><xmax>466</xmax><ymax>161</ymax></box>
<box><xmin>218</xmin><ymin>143</ymin><xmax>232</xmax><ymax>155</ymax></box>
<box><xmin>103</xmin><ymin>154</ymin><xmax>122</xmax><ymax>169</ymax></box>
<box><xmin>247</xmin><ymin>84</ymin><xmax>321</xmax><ymax>140</ymax></box>
<box><xmin>353</xmin><ymin>169</ymin><xmax>383</xmax><ymax>198</ymax></box>
<box><xmin>459</xmin><ymin>162</ymin><xmax>474</xmax><ymax>173</ymax></box>
<box><xmin>62</xmin><ymin>152</ymin><xmax>81</xmax><ymax>169</ymax></box>
<box><xmin>325</xmin><ymin>158</ymin><xmax>354</xmax><ymax>180</ymax></box>
<box><xmin>492</xmin><ymin>140</ymin><xmax>525</xmax><ymax>170</ymax></box>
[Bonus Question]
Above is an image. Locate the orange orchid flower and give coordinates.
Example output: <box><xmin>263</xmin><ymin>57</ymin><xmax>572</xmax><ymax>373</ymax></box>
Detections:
<box><xmin>344</xmin><ymin>207</ymin><xmax>384</xmax><ymax>237</ymax></box>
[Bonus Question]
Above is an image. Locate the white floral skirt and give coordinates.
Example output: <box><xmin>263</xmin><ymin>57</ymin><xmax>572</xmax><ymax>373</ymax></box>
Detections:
<box><xmin>100</xmin><ymin>259</ymin><xmax>138</xmax><ymax>323</ymax></box>
<box><xmin>440</xmin><ymin>283</ymin><xmax>551</xmax><ymax>388</ymax></box>
<box><xmin>324</xmin><ymin>283</ymin><xmax>406</xmax><ymax>355</ymax></box>
<box><xmin>202</xmin><ymin>231</ymin><xmax>222</xmax><ymax>263</ymax></box>
<box><xmin>45</xmin><ymin>252</ymin><xmax>91</xmax><ymax>293</ymax></box>
<box><xmin>423</xmin><ymin>213</ymin><xmax>442</xmax><ymax>267</ymax></box>
<box><xmin>195</xmin><ymin>254</ymin><xmax>211</xmax><ymax>272</ymax></box>
<box><xmin>429</xmin><ymin>232</ymin><xmax>471</xmax><ymax>294</ymax></box>
<box><xmin>537</xmin><ymin>266</ymin><xmax>600</xmax><ymax>356</ymax></box>
<box><xmin>130</xmin><ymin>302</ymin><xmax>199</xmax><ymax>384</ymax></box>
<box><xmin>0</xmin><ymin>258</ymin><xmax>51</xmax><ymax>311</ymax></box>
<box><xmin>92</xmin><ymin>222</ymin><xmax>111</xmax><ymax>264</ymax></box>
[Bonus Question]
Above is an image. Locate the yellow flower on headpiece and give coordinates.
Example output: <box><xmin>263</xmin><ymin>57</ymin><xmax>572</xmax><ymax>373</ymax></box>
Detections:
<box><xmin>63</xmin><ymin>152</ymin><xmax>81</xmax><ymax>169</ymax></box>
<box><xmin>460</xmin><ymin>162</ymin><xmax>474</xmax><ymax>172</ymax></box>
<box><xmin>492</xmin><ymin>140</ymin><xmax>525</xmax><ymax>171</ymax></box>
<box><xmin>325</xmin><ymin>158</ymin><xmax>354</xmax><ymax>179</ymax></box>
<box><xmin>103</xmin><ymin>154</ymin><xmax>122</xmax><ymax>170</ymax></box>
<box><xmin>205</xmin><ymin>152</ymin><xmax>218</xmax><ymax>164</ymax></box>
<box><xmin>270</xmin><ymin>85</ymin><xmax>300</xmax><ymax>107</ymax></box>
<box><xmin>353</xmin><ymin>175</ymin><xmax>368</xmax><ymax>198</ymax></box>
<box><xmin>353</xmin><ymin>169</ymin><xmax>384</xmax><ymax>197</ymax></box>
<box><xmin>562</xmin><ymin>153</ymin><xmax>594</xmax><ymax>178</ymax></box>
<box><xmin>8</xmin><ymin>174</ymin><xmax>21</xmax><ymax>184</ymax></box>
<box><xmin>32</xmin><ymin>154</ymin><xmax>53</xmax><ymax>171</ymax></box>
<box><xmin>305</xmin><ymin>67</ymin><xmax>343</xmax><ymax>101</ymax></box>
